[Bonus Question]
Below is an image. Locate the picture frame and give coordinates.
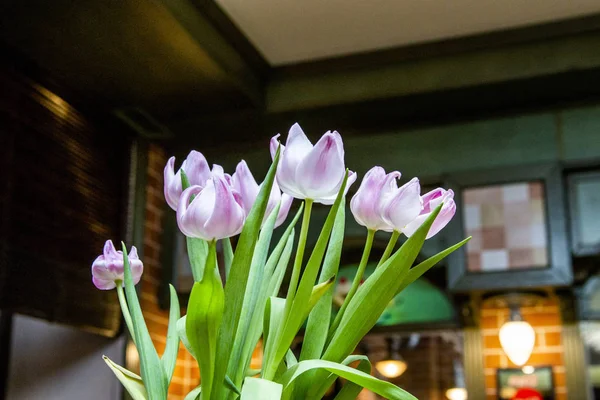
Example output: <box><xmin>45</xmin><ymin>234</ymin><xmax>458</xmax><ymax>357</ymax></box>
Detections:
<box><xmin>496</xmin><ymin>366</ymin><xmax>555</xmax><ymax>400</ymax></box>
<box><xmin>446</xmin><ymin>164</ymin><xmax>571</xmax><ymax>291</ymax></box>
<box><xmin>567</xmin><ymin>170</ymin><xmax>600</xmax><ymax>256</ymax></box>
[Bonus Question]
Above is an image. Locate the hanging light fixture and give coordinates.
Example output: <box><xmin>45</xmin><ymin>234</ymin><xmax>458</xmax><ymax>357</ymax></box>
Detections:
<box><xmin>499</xmin><ymin>306</ymin><xmax>535</xmax><ymax>366</ymax></box>
<box><xmin>445</xmin><ymin>359</ymin><xmax>467</xmax><ymax>400</ymax></box>
<box><xmin>375</xmin><ymin>336</ymin><xmax>407</xmax><ymax>379</ymax></box>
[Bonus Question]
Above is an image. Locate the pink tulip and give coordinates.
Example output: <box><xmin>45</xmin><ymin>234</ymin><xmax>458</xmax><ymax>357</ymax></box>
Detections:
<box><xmin>177</xmin><ymin>175</ymin><xmax>246</xmax><ymax>241</ymax></box>
<box><xmin>232</xmin><ymin>160</ymin><xmax>293</xmax><ymax>228</ymax></box>
<box><xmin>270</xmin><ymin>123</ymin><xmax>356</xmax><ymax>205</ymax></box>
<box><xmin>92</xmin><ymin>240</ymin><xmax>143</xmax><ymax>290</ymax></box>
<box><xmin>403</xmin><ymin>188</ymin><xmax>456</xmax><ymax>239</ymax></box>
<box><xmin>164</xmin><ymin>151</ymin><xmax>212</xmax><ymax>211</ymax></box>
<box><xmin>378</xmin><ymin>176</ymin><xmax>423</xmax><ymax>233</ymax></box>
<box><xmin>349</xmin><ymin>167</ymin><xmax>397</xmax><ymax>231</ymax></box>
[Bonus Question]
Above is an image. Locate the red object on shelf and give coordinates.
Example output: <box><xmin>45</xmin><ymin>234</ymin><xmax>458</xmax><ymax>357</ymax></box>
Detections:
<box><xmin>512</xmin><ymin>388</ymin><xmax>543</xmax><ymax>400</ymax></box>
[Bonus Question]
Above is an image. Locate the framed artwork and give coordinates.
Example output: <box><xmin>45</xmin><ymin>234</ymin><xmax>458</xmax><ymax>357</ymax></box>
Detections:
<box><xmin>497</xmin><ymin>366</ymin><xmax>555</xmax><ymax>400</ymax></box>
<box><xmin>446</xmin><ymin>164</ymin><xmax>571</xmax><ymax>291</ymax></box>
<box><xmin>568</xmin><ymin>170</ymin><xmax>600</xmax><ymax>256</ymax></box>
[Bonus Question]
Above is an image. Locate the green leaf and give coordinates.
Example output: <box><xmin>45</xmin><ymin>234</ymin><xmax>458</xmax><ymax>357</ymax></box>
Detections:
<box><xmin>397</xmin><ymin>236</ymin><xmax>471</xmax><ymax>296</ymax></box>
<box><xmin>263</xmin><ymin>173</ymin><xmax>349</xmax><ymax>380</ymax></box>
<box><xmin>263</xmin><ymin>297</ymin><xmax>286</xmax><ymax>353</ymax></box>
<box><xmin>225</xmin><ymin>375</ymin><xmax>241</xmax><ymax>396</ymax></box>
<box><xmin>309</xmin><ymin>354</ymin><xmax>371</xmax><ymax>398</ymax></box>
<box><xmin>285</xmin><ymin>349</ymin><xmax>298</xmax><ymax>368</ymax></box>
<box><xmin>184</xmin><ymin>386</ymin><xmax>201</xmax><ymax>400</ymax></box>
<box><xmin>230</xmin><ymin>211</ymin><xmax>300</xmax><ymax>390</ymax></box>
<box><xmin>300</xmin><ymin>203</ymin><xmax>345</xmax><ymax>361</ymax></box>
<box><xmin>212</xmin><ymin>148</ymin><xmax>281</xmax><ymax>400</ymax></box>
<box><xmin>333</xmin><ymin>356</ymin><xmax>372</xmax><ymax>400</ymax></box>
<box><xmin>187</xmin><ymin>237</ymin><xmax>209</xmax><ymax>282</ymax></box>
<box><xmin>161</xmin><ymin>284</ymin><xmax>180</xmax><ymax>383</ymax></box>
<box><xmin>176</xmin><ymin>316</ymin><xmax>195</xmax><ymax>359</ymax></box>
<box><xmin>103</xmin><ymin>356</ymin><xmax>148</xmax><ymax>400</ymax></box>
<box><xmin>307</xmin><ymin>277</ymin><xmax>336</xmax><ymax>314</ymax></box>
<box><xmin>281</xmin><ymin>360</ymin><xmax>416</xmax><ymax>400</ymax></box>
<box><xmin>122</xmin><ymin>243</ymin><xmax>167</xmax><ymax>400</ymax></box>
<box><xmin>240</xmin><ymin>378</ymin><xmax>283</xmax><ymax>400</ymax></box>
<box><xmin>323</xmin><ymin>204</ymin><xmax>443</xmax><ymax>363</ymax></box>
<box><xmin>228</xmin><ymin>205</ymin><xmax>280</xmax><ymax>383</ymax></box>
<box><xmin>187</xmin><ymin>242</ymin><xmax>223</xmax><ymax>399</ymax></box>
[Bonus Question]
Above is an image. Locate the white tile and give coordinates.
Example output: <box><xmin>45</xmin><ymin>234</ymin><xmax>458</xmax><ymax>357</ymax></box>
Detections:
<box><xmin>481</xmin><ymin>249</ymin><xmax>509</xmax><ymax>271</ymax></box>
<box><xmin>502</xmin><ymin>183</ymin><xmax>529</xmax><ymax>203</ymax></box>
<box><xmin>464</xmin><ymin>204</ymin><xmax>481</xmax><ymax>230</ymax></box>
<box><xmin>530</xmin><ymin>223</ymin><xmax>548</xmax><ymax>247</ymax></box>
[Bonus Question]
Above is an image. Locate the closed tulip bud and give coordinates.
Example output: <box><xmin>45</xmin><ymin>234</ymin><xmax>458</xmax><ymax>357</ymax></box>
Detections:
<box><xmin>164</xmin><ymin>151</ymin><xmax>212</xmax><ymax>211</ymax></box>
<box><xmin>379</xmin><ymin>176</ymin><xmax>423</xmax><ymax>233</ymax></box>
<box><xmin>350</xmin><ymin>166</ymin><xmax>402</xmax><ymax>231</ymax></box>
<box><xmin>403</xmin><ymin>188</ymin><xmax>456</xmax><ymax>239</ymax></box>
<box><xmin>177</xmin><ymin>175</ymin><xmax>246</xmax><ymax>241</ymax></box>
<box><xmin>92</xmin><ymin>240</ymin><xmax>143</xmax><ymax>290</ymax></box>
<box><xmin>232</xmin><ymin>160</ymin><xmax>293</xmax><ymax>228</ymax></box>
<box><xmin>270</xmin><ymin>123</ymin><xmax>357</xmax><ymax>205</ymax></box>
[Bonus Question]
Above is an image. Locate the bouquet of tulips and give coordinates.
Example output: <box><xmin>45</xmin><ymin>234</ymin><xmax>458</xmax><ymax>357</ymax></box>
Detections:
<box><xmin>91</xmin><ymin>123</ymin><xmax>469</xmax><ymax>400</ymax></box>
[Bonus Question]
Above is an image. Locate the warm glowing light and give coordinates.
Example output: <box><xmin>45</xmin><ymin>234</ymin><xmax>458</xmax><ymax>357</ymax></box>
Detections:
<box><xmin>375</xmin><ymin>359</ymin><xmax>407</xmax><ymax>378</ymax></box>
<box><xmin>499</xmin><ymin>320</ymin><xmax>535</xmax><ymax>366</ymax></box>
<box><xmin>522</xmin><ymin>365</ymin><xmax>535</xmax><ymax>374</ymax></box>
<box><xmin>445</xmin><ymin>387</ymin><xmax>468</xmax><ymax>400</ymax></box>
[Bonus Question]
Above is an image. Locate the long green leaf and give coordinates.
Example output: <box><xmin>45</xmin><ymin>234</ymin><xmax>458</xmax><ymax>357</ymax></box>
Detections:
<box><xmin>187</xmin><ymin>242</ymin><xmax>223</xmax><ymax>399</ymax></box>
<box><xmin>300</xmin><ymin>202</ymin><xmax>345</xmax><ymax>361</ymax></box>
<box><xmin>281</xmin><ymin>360</ymin><xmax>416</xmax><ymax>400</ymax></box>
<box><xmin>231</xmin><ymin>215</ymin><xmax>300</xmax><ymax>391</ymax></box>
<box><xmin>176</xmin><ymin>316</ymin><xmax>195</xmax><ymax>359</ymax></box>
<box><xmin>228</xmin><ymin>205</ymin><xmax>280</xmax><ymax>384</ymax></box>
<box><xmin>263</xmin><ymin>173</ymin><xmax>349</xmax><ymax>380</ymax></box>
<box><xmin>397</xmin><ymin>236</ymin><xmax>471</xmax><ymax>295</ymax></box>
<box><xmin>333</xmin><ymin>356</ymin><xmax>372</xmax><ymax>400</ymax></box>
<box><xmin>122</xmin><ymin>243</ymin><xmax>167</xmax><ymax>400</ymax></box>
<box><xmin>324</xmin><ymin>205</ymin><xmax>442</xmax><ymax>361</ymax></box>
<box><xmin>161</xmin><ymin>284</ymin><xmax>180</xmax><ymax>383</ymax></box>
<box><xmin>212</xmin><ymin>148</ymin><xmax>281</xmax><ymax>400</ymax></box>
<box><xmin>310</xmin><ymin>354</ymin><xmax>371</xmax><ymax>397</ymax></box>
<box><xmin>184</xmin><ymin>386</ymin><xmax>201</xmax><ymax>400</ymax></box>
<box><xmin>240</xmin><ymin>378</ymin><xmax>283</xmax><ymax>400</ymax></box>
<box><xmin>103</xmin><ymin>356</ymin><xmax>148</xmax><ymax>400</ymax></box>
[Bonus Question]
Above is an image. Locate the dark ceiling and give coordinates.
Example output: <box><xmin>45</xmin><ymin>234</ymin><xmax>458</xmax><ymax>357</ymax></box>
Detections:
<box><xmin>0</xmin><ymin>0</ymin><xmax>261</xmax><ymax>121</ymax></box>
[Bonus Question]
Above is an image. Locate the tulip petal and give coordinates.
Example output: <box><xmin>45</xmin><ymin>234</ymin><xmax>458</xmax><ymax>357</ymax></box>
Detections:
<box><xmin>317</xmin><ymin>171</ymin><xmax>357</xmax><ymax>205</ymax></box>
<box><xmin>177</xmin><ymin>186</ymin><xmax>209</xmax><ymax>238</ymax></box>
<box><xmin>164</xmin><ymin>157</ymin><xmax>180</xmax><ymax>210</ymax></box>
<box><xmin>204</xmin><ymin>176</ymin><xmax>246</xmax><ymax>240</ymax></box>
<box><xmin>185</xmin><ymin>151</ymin><xmax>211</xmax><ymax>187</ymax></box>
<box><xmin>275</xmin><ymin>194</ymin><xmax>294</xmax><ymax>228</ymax></box>
<box><xmin>350</xmin><ymin>167</ymin><xmax>388</xmax><ymax>230</ymax></box>
<box><xmin>382</xmin><ymin>178</ymin><xmax>423</xmax><ymax>231</ymax></box>
<box><xmin>295</xmin><ymin>132</ymin><xmax>346</xmax><ymax>200</ymax></box>
<box><xmin>277</xmin><ymin>124</ymin><xmax>314</xmax><ymax>199</ymax></box>
<box><xmin>232</xmin><ymin>160</ymin><xmax>260</xmax><ymax>215</ymax></box>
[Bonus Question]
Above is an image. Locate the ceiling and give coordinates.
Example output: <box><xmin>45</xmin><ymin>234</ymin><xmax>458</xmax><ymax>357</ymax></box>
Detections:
<box><xmin>216</xmin><ymin>0</ymin><xmax>600</xmax><ymax>65</ymax></box>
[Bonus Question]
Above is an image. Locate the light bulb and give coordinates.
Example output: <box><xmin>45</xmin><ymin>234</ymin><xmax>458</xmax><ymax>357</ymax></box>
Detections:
<box><xmin>375</xmin><ymin>359</ymin><xmax>407</xmax><ymax>378</ymax></box>
<box><xmin>499</xmin><ymin>320</ymin><xmax>535</xmax><ymax>366</ymax></box>
<box><xmin>445</xmin><ymin>387</ymin><xmax>468</xmax><ymax>400</ymax></box>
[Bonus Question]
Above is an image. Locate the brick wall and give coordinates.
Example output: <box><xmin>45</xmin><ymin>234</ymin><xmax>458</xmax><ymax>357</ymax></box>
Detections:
<box><xmin>481</xmin><ymin>300</ymin><xmax>566</xmax><ymax>400</ymax></box>
<box><xmin>140</xmin><ymin>144</ymin><xmax>199</xmax><ymax>399</ymax></box>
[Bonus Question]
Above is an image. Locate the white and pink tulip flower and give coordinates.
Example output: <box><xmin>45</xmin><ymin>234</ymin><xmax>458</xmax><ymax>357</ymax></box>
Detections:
<box><xmin>92</xmin><ymin>240</ymin><xmax>143</xmax><ymax>290</ymax></box>
<box><xmin>164</xmin><ymin>150</ymin><xmax>212</xmax><ymax>211</ymax></box>
<box><xmin>270</xmin><ymin>123</ymin><xmax>356</xmax><ymax>205</ymax></box>
<box><xmin>176</xmin><ymin>175</ymin><xmax>246</xmax><ymax>241</ymax></box>
<box><xmin>378</xmin><ymin>176</ymin><xmax>423</xmax><ymax>233</ymax></box>
<box><xmin>232</xmin><ymin>160</ymin><xmax>293</xmax><ymax>228</ymax></box>
<box><xmin>403</xmin><ymin>188</ymin><xmax>456</xmax><ymax>239</ymax></box>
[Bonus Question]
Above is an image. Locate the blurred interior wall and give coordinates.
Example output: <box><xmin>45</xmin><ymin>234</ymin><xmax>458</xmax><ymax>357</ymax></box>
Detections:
<box><xmin>6</xmin><ymin>314</ymin><xmax>124</xmax><ymax>400</ymax></box>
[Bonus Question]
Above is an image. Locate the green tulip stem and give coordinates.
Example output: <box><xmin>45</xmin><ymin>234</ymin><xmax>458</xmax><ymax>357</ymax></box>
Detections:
<box><xmin>377</xmin><ymin>230</ymin><xmax>400</xmax><ymax>267</ymax></box>
<box><xmin>116</xmin><ymin>280</ymin><xmax>136</xmax><ymax>346</ymax></box>
<box><xmin>286</xmin><ymin>199</ymin><xmax>313</xmax><ymax>299</ymax></box>
<box><xmin>330</xmin><ymin>229</ymin><xmax>375</xmax><ymax>334</ymax></box>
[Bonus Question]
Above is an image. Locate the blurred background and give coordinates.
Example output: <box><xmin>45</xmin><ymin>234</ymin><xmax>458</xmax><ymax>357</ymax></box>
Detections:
<box><xmin>2</xmin><ymin>1</ymin><xmax>600</xmax><ymax>399</ymax></box>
